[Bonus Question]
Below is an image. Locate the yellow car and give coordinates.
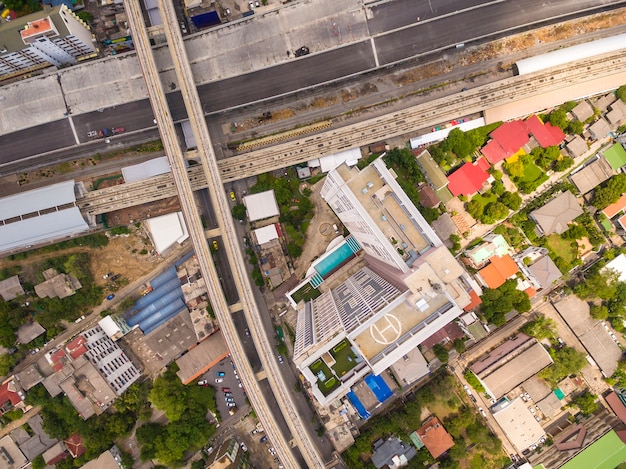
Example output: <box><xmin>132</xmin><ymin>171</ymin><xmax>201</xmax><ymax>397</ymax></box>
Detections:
<box><xmin>229</xmin><ymin>191</ymin><xmax>236</xmax><ymax>201</ymax></box>
<box><xmin>212</xmin><ymin>240</ymin><xmax>219</xmax><ymax>251</ymax></box>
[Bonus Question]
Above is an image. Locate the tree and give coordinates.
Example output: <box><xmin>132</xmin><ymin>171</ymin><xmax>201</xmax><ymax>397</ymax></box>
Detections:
<box><xmin>464</xmin><ymin>370</ymin><xmax>485</xmax><ymax>393</ymax></box>
<box><xmin>500</xmin><ymin>191</ymin><xmax>522</xmax><ymax>211</ymax></box>
<box><xmin>76</xmin><ymin>11</ymin><xmax>94</xmax><ymax>23</ymax></box>
<box><xmin>31</xmin><ymin>455</ymin><xmax>45</xmax><ymax>469</ymax></box>
<box><xmin>0</xmin><ymin>353</ymin><xmax>17</xmax><ymax>376</ymax></box>
<box><xmin>589</xmin><ymin>304</ymin><xmax>609</xmax><ymax>320</ymax></box>
<box><xmin>466</xmin><ymin>199</ymin><xmax>484</xmax><ymax>220</ymax></box>
<box><xmin>571</xmin><ymin>391</ymin><xmax>598</xmax><ymax>416</ymax></box>
<box><xmin>452</xmin><ymin>338</ymin><xmax>466</xmax><ymax>353</ymax></box>
<box><xmin>617</xmin><ymin>85</ymin><xmax>626</xmax><ymax>103</ymax></box>
<box><xmin>547</xmin><ymin>109</ymin><xmax>569</xmax><ymax>131</ymax></box>
<box><xmin>540</xmin><ymin>346</ymin><xmax>586</xmax><ymax>385</ymax></box>
<box><xmin>231</xmin><ymin>204</ymin><xmax>246</xmax><ymax>221</ymax></box>
<box><xmin>482</xmin><ymin>201</ymin><xmax>509</xmax><ymax>224</ymax></box>
<box><xmin>480</xmin><ymin>280</ymin><xmax>530</xmax><ymax>326</ymax></box>
<box><xmin>521</xmin><ymin>315</ymin><xmax>557</xmax><ymax>340</ymax></box>
<box><xmin>574</xmin><ymin>268</ymin><xmax>619</xmax><ymax>300</ymax></box>
<box><xmin>505</xmin><ymin>160</ymin><xmax>525</xmax><ymax>179</ymax></box>
<box><xmin>593</xmin><ymin>174</ymin><xmax>626</xmax><ymax>209</ymax></box>
<box><xmin>432</xmin><ymin>344</ymin><xmax>449</xmax><ymax>363</ymax></box>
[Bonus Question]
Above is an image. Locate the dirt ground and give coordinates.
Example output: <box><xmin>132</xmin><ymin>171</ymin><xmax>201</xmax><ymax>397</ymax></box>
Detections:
<box><xmin>0</xmin><ymin>226</ymin><xmax>162</xmax><ymax>289</ymax></box>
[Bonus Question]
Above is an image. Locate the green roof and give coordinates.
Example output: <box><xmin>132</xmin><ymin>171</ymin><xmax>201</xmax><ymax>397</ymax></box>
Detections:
<box><xmin>604</xmin><ymin>143</ymin><xmax>626</xmax><ymax>171</ymax></box>
<box><xmin>560</xmin><ymin>430</ymin><xmax>626</xmax><ymax>469</ymax></box>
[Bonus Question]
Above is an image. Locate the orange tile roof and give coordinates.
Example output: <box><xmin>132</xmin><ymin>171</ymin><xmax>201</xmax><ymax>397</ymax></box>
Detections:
<box><xmin>463</xmin><ymin>289</ymin><xmax>482</xmax><ymax>312</ymax></box>
<box><xmin>603</xmin><ymin>194</ymin><xmax>626</xmax><ymax>219</ymax></box>
<box><xmin>478</xmin><ymin>255</ymin><xmax>519</xmax><ymax>289</ymax></box>
<box><xmin>417</xmin><ymin>417</ymin><xmax>454</xmax><ymax>459</ymax></box>
<box><xmin>524</xmin><ymin>287</ymin><xmax>537</xmax><ymax>298</ymax></box>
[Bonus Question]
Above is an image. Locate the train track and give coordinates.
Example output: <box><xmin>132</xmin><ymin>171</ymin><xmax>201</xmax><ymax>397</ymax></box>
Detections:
<box><xmin>218</xmin><ymin>49</ymin><xmax>626</xmax><ymax>181</ymax></box>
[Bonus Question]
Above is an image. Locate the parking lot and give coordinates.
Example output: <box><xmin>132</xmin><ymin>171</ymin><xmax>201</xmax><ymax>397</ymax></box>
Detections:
<box><xmin>199</xmin><ymin>355</ymin><xmax>247</xmax><ymax>419</ymax></box>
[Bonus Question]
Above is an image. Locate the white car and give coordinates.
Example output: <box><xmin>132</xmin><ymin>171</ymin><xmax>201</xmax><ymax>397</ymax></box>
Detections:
<box><xmin>198</xmin><ymin>379</ymin><xmax>208</xmax><ymax>386</ymax></box>
<box><xmin>529</xmin><ymin>406</ymin><xmax>535</xmax><ymax>414</ymax></box>
<box><xmin>479</xmin><ymin>408</ymin><xmax>487</xmax><ymax>418</ymax></box>
<box><xmin>240</xmin><ymin>442</ymin><xmax>248</xmax><ymax>452</ymax></box>
<box><xmin>226</xmin><ymin>402</ymin><xmax>236</xmax><ymax>407</ymax></box>
<box><xmin>215</xmin><ymin>378</ymin><xmax>223</xmax><ymax>383</ymax></box>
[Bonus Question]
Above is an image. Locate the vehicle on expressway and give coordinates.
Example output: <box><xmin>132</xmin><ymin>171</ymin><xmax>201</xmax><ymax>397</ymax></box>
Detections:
<box><xmin>112</xmin><ymin>127</ymin><xmax>126</xmax><ymax>135</ymax></box>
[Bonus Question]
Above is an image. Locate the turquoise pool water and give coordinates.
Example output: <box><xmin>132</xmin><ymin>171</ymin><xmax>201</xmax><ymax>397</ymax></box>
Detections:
<box><xmin>315</xmin><ymin>241</ymin><xmax>357</xmax><ymax>277</ymax></box>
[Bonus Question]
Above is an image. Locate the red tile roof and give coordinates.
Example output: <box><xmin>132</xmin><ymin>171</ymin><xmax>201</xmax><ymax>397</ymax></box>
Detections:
<box><xmin>525</xmin><ymin>115</ymin><xmax>565</xmax><ymax>148</ymax></box>
<box><xmin>421</xmin><ymin>322</ymin><xmax>464</xmax><ymax>349</ymax></box>
<box><xmin>478</xmin><ymin>255</ymin><xmax>520</xmax><ymax>289</ymax></box>
<box><xmin>490</xmin><ymin>120</ymin><xmax>530</xmax><ymax>157</ymax></box>
<box><xmin>447</xmin><ymin>162</ymin><xmax>490</xmax><ymax>197</ymax></box>
<box><xmin>463</xmin><ymin>290</ymin><xmax>482</xmax><ymax>312</ymax></box>
<box><xmin>417</xmin><ymin>417</ymin><xmax>454</xmax><ymax>459</ymax></box>
<box><xmin>524</xmin><ymin>287</ymin><xmax>537</xmax><ymax>298</ymax></box>
<box><xmin>482</xmin><ymin>140</ymin><xmax>509</xmax><ymax>164</ymax></box>
<box><xmin>66</xmin><ymin>336</ymin><xmax>87</xmax><ymax>359</ymax></box>
<box><xmin>50</xmin><ymin>348</ymin><xmax>68</xmax><ymax>372</ymax></box>
<box><xmin>64</xmin><ymin>433</ymin><xmax>86</xmax><ymax>458</ymax></box>
<box><xmin>0</xmin><ymin>380</ymin><xmax>23</xmax><ymax>410</ymax></box>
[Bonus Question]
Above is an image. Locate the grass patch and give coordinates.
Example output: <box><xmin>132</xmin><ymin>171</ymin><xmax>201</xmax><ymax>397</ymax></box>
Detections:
<box><xmin>521</xmin><ymin>161</ymin><xmax>543</xmax><ymax>182</ymax></box>
<box><xmin>471</xmin><ymin>192</ymin><xmax>497</xmax><ymax>209</ymax></box>
<box><xmin>290</xmin><ymin>283</ymin><xmax>321</xmax><ymax>304</ymax></box>
<box><xmin>545</xmin><ymin>234</ymin><xmax>577</xmax><ymax>264</ymax></box>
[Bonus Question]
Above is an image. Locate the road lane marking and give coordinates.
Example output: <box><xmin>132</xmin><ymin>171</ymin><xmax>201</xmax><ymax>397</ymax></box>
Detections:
<box><xmin>371</xmin><ymin>37</ymin><xmax>380</xmax><ymax>67</ymax></box>
<box><xmin>68</xmin><ymin>116</ymin><xmax>80</xmax><ymax>145</ymax></box>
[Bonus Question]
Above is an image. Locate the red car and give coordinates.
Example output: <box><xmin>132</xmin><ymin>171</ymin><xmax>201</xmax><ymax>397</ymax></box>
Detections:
<box><xmin>112</xmin><ymin>127</ymin><xmax>126</xmax><ymax>135</ymax></box>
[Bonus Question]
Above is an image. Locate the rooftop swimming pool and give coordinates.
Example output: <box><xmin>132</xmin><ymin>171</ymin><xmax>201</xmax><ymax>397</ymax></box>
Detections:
<box><xmin>313</xmin><ymin>238</ymin><xmax>360</xmax><ymax>278</ymax></box>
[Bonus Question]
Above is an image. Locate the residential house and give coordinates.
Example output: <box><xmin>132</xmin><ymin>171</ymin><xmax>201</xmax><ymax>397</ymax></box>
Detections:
<box><xmin>570</xmin><ymin>156</ymin><xmax>614</xmax><ymax>195</ymax></box>
<box><xmin>371</xmin><ymin>437</ymin><xmax>417</xmax><ymax>469</ymax></box>
<box><xmin>476</xmin><ymin>254</ymin><xmax>519</xmax><ymax>289</ymax></box>
<box><xmin>529</xmin><ymin>191</ymin><xmax>583</xmax><ymax>236</ymax></box>
<box><xmin>447</xmin><ymin>159</ymin><xmax>491</xmax><ymax>197</ymax></box>
<box><xmin>416</xmin><ymin>417</ymin><xmax>454</xmax><ymax>459</ymax></box>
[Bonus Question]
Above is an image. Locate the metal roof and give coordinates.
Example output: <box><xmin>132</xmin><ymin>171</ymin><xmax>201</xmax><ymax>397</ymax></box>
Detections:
<box><xmin>515</xmin><ymin>33</ymin><xmax>626</xmax><ymax>76</ymax></box>
<box><xmin>121</xmin><ymin>156</ymin><xmax>170</xmax><ymax>183</ymax></box>
<box><xmin>0</xmin><ymin>180</ymin><xmax>76</xmax><ymax>220</ymax></box>
<box><xmin>0</xmin><ymin>207</ymin><xmax>88</xmax><ymax>252</ymax></box>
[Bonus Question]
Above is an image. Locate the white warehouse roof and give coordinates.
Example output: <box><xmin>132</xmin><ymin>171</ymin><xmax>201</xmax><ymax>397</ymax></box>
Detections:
<box><xmin>0</xmin><ymin>179</ymin><xmax>77</xmax><ymax>220</ymax></box>
<box><xmin>0</xmin><ymin>208</ymin><xmax>89</xmax><ymax>252</ymax></box>
<box><xmin>243</xmin><ymin>190</ymin><xmax>280</xmax><ymax>222</ymax></box>
<box><xmin>121</xmin><ymin>157</ymin><xmax>170</xmax><ymax>183</ymax></box>
<box><xmin>309</xmin><ymin>147</ymin><xmax>362</xmax><ymax>173</ymax></box>
<box><xmin>145</xmin><ymin>212</ymin><xmax>189</xmax><ymax>254</ymax></box>
<box><xmin>516</xmin><ymin>33</ymin><xmax>626</xmax><ymax>76</ymax></box>
<box><xmin>254</xmin><ymin>224</ymin><xmax>279</xmax><ymax>245</ymax></box>
<box><xmin>0</xmin><ymin>181</ymin><xmax>89</xmax><ymax>253</ymax></box>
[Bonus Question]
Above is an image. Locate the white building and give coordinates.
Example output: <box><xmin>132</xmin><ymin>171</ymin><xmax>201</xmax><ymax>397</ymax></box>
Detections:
<box><xmin>0</xmin><ymin>5</ymin><xmax>96</xmax><ymax>80</ymax></box>
<box><xmin>295</xmin><ymin>159</ymin><xmax>480</xmax><ymax>405</ymax></box>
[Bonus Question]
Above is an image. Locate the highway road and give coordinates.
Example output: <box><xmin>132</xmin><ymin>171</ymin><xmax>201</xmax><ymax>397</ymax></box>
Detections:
<box><xmin>0</xmin><ymin>0</ymin><xmax>624</xmax><ymax>166</ymax></box>
<box><xmin>123</xmin><ymin>0</ymin><xmax>327</xmax><ymax>465</ymax></box>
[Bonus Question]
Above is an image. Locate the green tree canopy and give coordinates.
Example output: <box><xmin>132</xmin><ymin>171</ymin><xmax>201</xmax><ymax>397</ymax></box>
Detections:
<box><xmin>593</xmin><ymin>174</ymin><xmax>626</xmax><ymax>209</ymax></box>
<box><xmin>480</xmin><ymin>280</ymin><xmax>531</xmax><ymax>326</ymax></box>
<box><xmin>570</xmin><ymin>391</ymin><xmax>598</xmax><ymax>416</ymax></box>
<box><xmin>521</xmin><ymin>315</ymin><xmax>557</xmax><ymax>340</ymax></box>
<box><xmin>540</xmin><ymin>346</ymin><xmax>586</xmax><ymax>385</ymax></box>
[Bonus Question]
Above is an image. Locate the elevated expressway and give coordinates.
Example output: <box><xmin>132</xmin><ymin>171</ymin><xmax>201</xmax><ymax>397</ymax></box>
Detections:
<box><xmin>123</xmin><ymin>0</ymin><xmax>325</xmax><ymax>467</ymax></box>
<box><xmin>77</xmin><ymin>48</ymin><xmax>626</xmax><ymax>218</ymax></box>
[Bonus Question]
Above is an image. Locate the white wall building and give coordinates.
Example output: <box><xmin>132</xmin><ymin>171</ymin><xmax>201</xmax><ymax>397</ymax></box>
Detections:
<box><xmin>0</xmin><ymin>5</ymin><xmax>96</xmax><ymax>79</ymax></box>
<box><xmin>295</xmin><ymin>159</ymin><xmax>480</xmax><ymax>405</ymax></box>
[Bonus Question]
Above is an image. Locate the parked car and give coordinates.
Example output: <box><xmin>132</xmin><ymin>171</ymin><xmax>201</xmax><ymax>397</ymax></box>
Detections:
<box><xmin>215</xmin><ymin>378</ymin><xmax>223</xmax><ymax>383</ymax></box>
<box><xmin>294</xmin><ymin>46</ymin><xmax>310</xmax><ymax>57</ymax></box>
<box><xmin>277</xmin><ymin>355</ymin><xmax>284</xmax><ymax>364</ymax></box>
<box><xmin>198</xmin><ymin>380</ymin><xmax>208</xmax><ymax>386</ymax></box>
<box><xmin>180</xmin><ymin>21</ymin><xmax>187</xmax><ymax>34</ymax></box>
<box><xmin>224</xmin><ymin>392</ymin><xmax>233</xmax><ymax>397</ymax></box>
<box><xmin>479</xmin><ymin>408</ymin><xmax>487</xmax><ymax>418</ymax></box>
<box><xmin>106</xmin><ymin>294</ymin><xmax>115</xmax><ymax>300</ymax></box>
<box><xmin>225</xmin><ymin>397</ymin><xmax>234</xmax><ymax>402</ymax></box>
<box><xmin>112</xmin><ymin>127</ymin><xmax>126</xmax><ymax>135</ymax></box>
<box><xmin>260</xmin><ymin>436</ymin><xmax>268</xmax><ymax>443</ymax></box>
<box><xmin>103</xmin><ymin>272</ymin><xmax>114</xmax><ymax>279</ymax></box>
<box><xmin>240</xmin><ymin>442</ymin><xmax>248</xmax><ymax>452</ymax></box>
<box><xmin>109</xmin><ymin>274</ymin><xmax>121</xmax><ymax>282</ymax></box>
<box><xmin>222</xmin><ymin>387</ymin><xmax>231</xmax><ymax>392</ymax></box>
<box><xmin>226</xmin><ymin>402</ymin><xmax>236</xmax><ymax>407</ymax></box>
<box><xmin>216</xmin><ymin>371</ymin><xmax>225</xmax><ymax>377</ymax></box>
<box><xmin>229</xmin><ymin>190</ymin><xmax>236</xmax><ymax>201</ymax></box>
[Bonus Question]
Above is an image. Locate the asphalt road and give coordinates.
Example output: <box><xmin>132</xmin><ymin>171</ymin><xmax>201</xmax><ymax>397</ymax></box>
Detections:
<box><xmin>1</xmin><ymin>0</ymin><xmax>624</xmax><ymax>169</ymax></box>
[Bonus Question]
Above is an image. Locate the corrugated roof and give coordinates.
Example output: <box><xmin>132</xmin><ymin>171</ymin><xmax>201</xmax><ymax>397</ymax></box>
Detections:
<box><xmin>416</xmin><ymin>150</ymin><xmax>448</xmax><ymax>190</ymax></box>
<box><xmin>121</xmin><ymin>156</ymin><xmax>170</xmax><ymax>183</ymax></box>
<box><xmin>570</xmin><ymin>157</ymin><xmax>614</xmax><ymax>195</ymax></box>
<box><xmin>0</xmin><ymin>207</ymin><xmax>88</xmax><ymax>253</ymax></box>
<box><xmin>176</xmin><ymin>332</ymin><xmax>230</xmax><ymax>384</ymax></box>
<box><xmin>606</xmin><ymin>392</ymin><xmax>626</xmax><ymax>425</ymax></box>
<box><xmin>243</xmin><ymin>190</ymin><xmax>280</xmax><ymax>222</ymax></box>
<box><xmin>0</xmin><ymin>179</ymin><xmax>76</xmax><ymax>220</ymax></box>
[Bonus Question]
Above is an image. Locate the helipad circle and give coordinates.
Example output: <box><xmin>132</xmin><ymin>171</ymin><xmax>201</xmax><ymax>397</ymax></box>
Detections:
<box><xmin>370</xmin><ymin>313</ymin><xmax>402</xmax><ymax>345</ymax></box>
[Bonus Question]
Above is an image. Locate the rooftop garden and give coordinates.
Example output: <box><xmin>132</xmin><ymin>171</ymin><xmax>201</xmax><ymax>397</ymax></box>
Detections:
<box><xmin>290</xmin><ymin>282</ymin><xmax>321</xmax><ymax>304</ymax></box>
<box><xmin>330</xmin><ymin>339</ymin><xmax>359</xmax><ymax>377</ymax></box>
<box><xmin>310</xmin><ymin>358</ymin><xmax>341</xmax><ymax>396</ymax></box>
